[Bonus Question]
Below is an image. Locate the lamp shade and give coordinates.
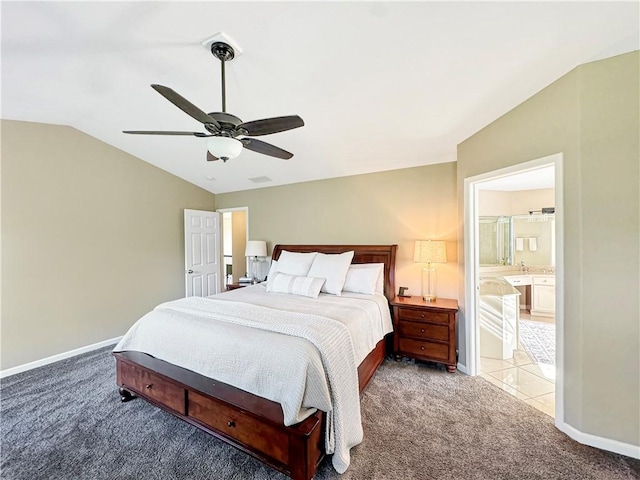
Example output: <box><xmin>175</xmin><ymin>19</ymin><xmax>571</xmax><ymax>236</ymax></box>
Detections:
<box><xmin>245</xmin><ymin>240</ymin><xmax>267</xmax><ymax>257</ymax></box>
<box><xmin>207</xmin><ymin>137</ymin><xmax>243</xmax><ymax>161</ymax></box>
<box><xmin>413</xmin><ymin>240</ymin><xmax>447</xmax><ymax>264</ymax></box>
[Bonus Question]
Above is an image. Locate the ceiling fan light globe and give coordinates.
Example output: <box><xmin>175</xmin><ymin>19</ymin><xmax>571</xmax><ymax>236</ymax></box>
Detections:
<box><xmin>207</xmin><ymin>137</ymin><xmax>243</xmax><ymax>161</ymax></box>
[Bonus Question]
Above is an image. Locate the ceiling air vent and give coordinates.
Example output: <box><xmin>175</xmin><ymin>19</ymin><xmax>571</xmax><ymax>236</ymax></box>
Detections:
<box><xmin>248</xmin><ymin>176</ymin><xmax>272</xmax><ymax>184</ymax></box>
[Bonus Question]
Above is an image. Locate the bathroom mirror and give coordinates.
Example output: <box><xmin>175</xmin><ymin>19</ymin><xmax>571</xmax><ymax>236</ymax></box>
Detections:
<box><xmin>479</xmin><ymin>214</ymin><xmax>555</xmax><ymax>267</ymax></box>
<box><xmin>512</xmin><ymin>214</ymin><xmax>555</xmax><ymax>266</ymax></box>
<box><xmin>479</xmin><ymin>216</ymin><xmax>513</xmax><ymax>266</ymax></box>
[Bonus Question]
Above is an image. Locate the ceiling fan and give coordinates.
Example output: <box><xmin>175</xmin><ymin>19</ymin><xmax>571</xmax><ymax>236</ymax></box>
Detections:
<box><xmin>123</xmin><ymin>40</ymin><xmax>304</xmax><ymax>162</ymax></box>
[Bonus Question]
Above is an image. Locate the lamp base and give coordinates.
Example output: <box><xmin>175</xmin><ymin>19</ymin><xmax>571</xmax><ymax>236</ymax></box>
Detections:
<box><xmin>421</xmin><ymin>264</ymin><xmax>438</xmax><ymax>304</ymax></box>
<box><xmin>249</xmin><ymin>255</ymin><xmax>261</xmax><ymax>284</ymax></box>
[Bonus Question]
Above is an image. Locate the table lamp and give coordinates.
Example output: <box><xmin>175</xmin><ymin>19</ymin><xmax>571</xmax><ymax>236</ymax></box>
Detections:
<box><xmin>413</xmin><ymin>240</ymin><xmax>447</xmax><ymax>302</ymax></box>
<box><xmin>245</xmin><ymin>240</ymin><xmax>267</xmax><ymax>284</ymax></box>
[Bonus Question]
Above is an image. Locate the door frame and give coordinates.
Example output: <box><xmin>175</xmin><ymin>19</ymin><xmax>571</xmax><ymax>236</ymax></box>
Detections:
<box><xmin>463</xmin><ymin>152</ymin><xmax>564</xmax><ymax>426</ymax></box>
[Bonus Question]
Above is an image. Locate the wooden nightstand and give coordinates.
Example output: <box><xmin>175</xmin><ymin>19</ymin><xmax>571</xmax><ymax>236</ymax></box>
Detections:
<box><xmin>391</xmin><ymin>296</ymin><xmax>458</xmax><ymax>373</ymax></box>
<box><xmin>225</xmin><ymin>283</ymin><xmax>250</xmax><ymax>291</ymax></box>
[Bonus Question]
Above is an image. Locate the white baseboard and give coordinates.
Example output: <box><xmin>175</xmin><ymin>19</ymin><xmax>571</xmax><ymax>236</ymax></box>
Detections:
<box><xmin>557</xmin><ymin>420</ymin><xmax>640</xmax><ymax>460</ymax></box>
<box><xmin>0</xmin><ymin>336</ymin><xmax>123</xmax><ymax>379</ymax></box>
<box><xmin>456</xmin><ymin>362</ymin><xmax>469</xmax><ymax>375</ymax></box>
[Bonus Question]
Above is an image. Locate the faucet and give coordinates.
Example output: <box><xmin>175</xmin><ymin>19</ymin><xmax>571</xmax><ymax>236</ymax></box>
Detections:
<box><xmin>520</xmin><ymin>261</ymin><xmax>529</xmax><ymax>273</ymax></box>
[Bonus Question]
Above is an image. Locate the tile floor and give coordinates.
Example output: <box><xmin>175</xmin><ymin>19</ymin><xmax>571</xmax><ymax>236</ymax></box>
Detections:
<box><xmin>478</xmin><ymin>313</ymin><xmax>556</xmax><ymax>417</ymax></box>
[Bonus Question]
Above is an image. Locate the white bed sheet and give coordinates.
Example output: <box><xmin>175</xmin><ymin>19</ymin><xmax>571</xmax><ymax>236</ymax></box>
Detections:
<box><xmin>219</xmin><ymin>284</ymin><xmax>393</xmax><ymax>364</ymax></box>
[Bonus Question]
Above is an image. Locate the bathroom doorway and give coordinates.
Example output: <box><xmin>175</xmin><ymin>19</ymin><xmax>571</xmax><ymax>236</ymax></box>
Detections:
<box><xmin>464</xmin><ymin>153</ymin><xmax>564</xmax><ymax>424</ymax></box>
<box><xmin>218</xmin><ymin>207</ymin><xmax>249</xmax><ymax>287</ymax></box>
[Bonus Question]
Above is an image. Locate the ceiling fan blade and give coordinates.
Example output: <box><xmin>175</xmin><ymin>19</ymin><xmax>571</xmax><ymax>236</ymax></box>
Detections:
<box><xmin>123</xmin><ymin>130</ymin><xmax>211</xmax><ymax>137</ymax></box>
<box><xmin>151</xmin><ymin>84</ymin><xmax>220</xmax><ymax>129</ymax></box>
<box><xmin>239</xmin><ymin>115</ymin><xmax>304</xmax><ymax>137</ymax></box>
<box><xmin>240</xmin><ymin>138</ymin><xmax>293</xmax><ymax>159</ymax></box>
<box><xmin>206</xmin><ymin>151</ymin><xmax>219</xmax><ymax>162</ymax></box>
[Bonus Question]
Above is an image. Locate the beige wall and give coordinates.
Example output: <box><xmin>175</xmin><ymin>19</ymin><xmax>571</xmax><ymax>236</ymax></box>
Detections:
<box><xmin>1</xmin><ymin>120</ymin><xmax>216</xmax><ymax>369</ymax></box>
<box><xmin>458</xmin><ymin>51</ymin><xmax>639</xmax><ymax>446</ymax></box>
<box><xmin>216</xmin><ymin>162</ymin><xmax>459</xmax><ymax>300</ymax></box>
<box><xmin>510</xmin><ymin>188</ymin><xmax>554</xmax><ymax>216</ymax></box>
<box><xmin>478</xmin><ymin>190</ymin><xmax>512</xmax><ymax>216</ymax></box>
<box><xmin>479</xmin><ymin>188</ymin><xmax>554</xmax><ymax>217</ymax></box>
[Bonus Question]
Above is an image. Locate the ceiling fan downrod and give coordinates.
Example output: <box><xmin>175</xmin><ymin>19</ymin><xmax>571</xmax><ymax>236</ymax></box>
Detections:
<box><xmin>210</xmin><ymin>42</ymin><xmax>235</xmax><ymax>113</ymax></box>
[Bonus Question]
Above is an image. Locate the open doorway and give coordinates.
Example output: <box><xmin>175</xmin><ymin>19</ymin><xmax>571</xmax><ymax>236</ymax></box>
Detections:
<box><xmin>219</xmin><ymin>207</ymin><xmax>248</xmax><ymax>288</ymax></box>
<box><xmin>464</xmin><ymin>153</ymin><xmax>564</xmax><ymax>424</ymax></box>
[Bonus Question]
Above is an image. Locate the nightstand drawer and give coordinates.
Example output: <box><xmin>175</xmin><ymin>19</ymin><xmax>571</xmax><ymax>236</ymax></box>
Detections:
<box><xmin>398</xmin><ymin>338</ymin><xmax>449</xmax><ymax>362</ymax></box>
<box><xmin>397</xmin><ymin>307</ymin><xmax>449</xmax><ymax>324</ymax></box>
<box><xmin>398</xmin><ymin>320</ymin><xmax>448</xmax><ymax>341</ymax></box>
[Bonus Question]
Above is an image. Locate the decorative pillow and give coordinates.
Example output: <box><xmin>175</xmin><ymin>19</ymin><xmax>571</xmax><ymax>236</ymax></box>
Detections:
<box><xmin>266</xmin><ymin>272</ymin><xmax>325</xmax><ymax>298</ymax></box>
<box><xmin>343</xmin><ymin>263</ymin><xmax>385</xmax><ymax>295</ymax></box>
<box><xmin>307</xmin><ymin>251</ymin><xmax>355</xmax><ymax>295</ymax></box>
<box><xmin>275</xmin><ymin>251</ymin><xmax>317</xmax><ymax>276</ymax></box>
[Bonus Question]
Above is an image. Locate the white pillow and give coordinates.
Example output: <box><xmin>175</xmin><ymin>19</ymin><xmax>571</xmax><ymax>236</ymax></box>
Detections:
<box><xmin>374</xmin><ymin>263</ymin><xmax>385</xmax><ymax>294</ymax></box>
<box><xmin>276</xmin><ymin>251</ymin><xmax>317</xmax><ymax>276</ymax></box>
<box><xmin>343</xmin><ymin>263</ymin><xmax>385</xmax><ymax>295</ymax></box>
<box><xmin>266</xmin><ymin>272</ymin><xmax>325</xmax><ymax>298</ymax></box>
<box><xmin>307</xmin><ymin>251</ymin><xmax>354</xmax><ymax>295</ymax></box>
<box><xmin>267</xmin><ymin>260</ymin><xmax>278</xmax><ymax>280</ymax></box>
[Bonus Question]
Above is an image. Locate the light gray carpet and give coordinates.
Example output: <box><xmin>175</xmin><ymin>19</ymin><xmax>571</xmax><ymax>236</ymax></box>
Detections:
<box><xmin>1</xmin><ymin>346</ymin><xmax>638</xmax><ymax>480</ymax></box>
<box><xmin>519</xmin><ymin>319</ymin><xmax>556</xmax><ymax>365</ymax></box>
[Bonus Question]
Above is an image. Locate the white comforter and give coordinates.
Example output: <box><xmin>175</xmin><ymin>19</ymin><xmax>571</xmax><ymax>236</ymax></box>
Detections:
<box><xmin>114</xmin><ymin>284</ymin><xmax>392</xmax><ymax>473</ymax></box>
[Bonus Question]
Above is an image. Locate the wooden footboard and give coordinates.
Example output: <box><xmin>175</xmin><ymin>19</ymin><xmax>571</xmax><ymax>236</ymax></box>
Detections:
<box><xmin>114</xmin><ymin>337</ymin><xmax>387</xmax><ymax>480</ymax></box>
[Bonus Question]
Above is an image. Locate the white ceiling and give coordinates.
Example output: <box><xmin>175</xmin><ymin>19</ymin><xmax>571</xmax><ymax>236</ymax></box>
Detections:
<box><xmin>2</xmin><ymin>2</ymin><xmax>638</xmax><ymax>194</ymax></box>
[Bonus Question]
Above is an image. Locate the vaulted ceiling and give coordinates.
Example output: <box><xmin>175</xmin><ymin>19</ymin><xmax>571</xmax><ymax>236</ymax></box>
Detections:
<box><xmin>2</xmin><ymin>2</ymin><xmax>638</xmax><ymax>193</ymax></box>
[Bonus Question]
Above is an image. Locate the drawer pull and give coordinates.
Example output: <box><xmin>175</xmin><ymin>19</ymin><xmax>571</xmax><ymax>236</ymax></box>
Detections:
<box><xmin>420</xmin><ymin>313</ymin><xmax>425</xmax><ymax>318</ymax></box>
<box><xmin>227</xmin><ymin>421</ymin><xmax>236</xmax><ymax>428</ymax></box>
<box><xmin>420</xmin><ymin>346</ymin><xmax>425</xmax><ymax>350</ymax></box>
<box><xmin>420</xmin><ymin>328</ymin><xmax>425</xmax><ymax>333</ymax></box>
<box><xmin>145</xmin><ymin>384</ymin><xmax>153</xmax><ymax>389</ymax></box>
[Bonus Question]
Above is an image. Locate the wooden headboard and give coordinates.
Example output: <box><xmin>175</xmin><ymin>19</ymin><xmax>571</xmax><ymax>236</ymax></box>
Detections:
<box><xmin>272</xmin><ymin>244</ymin><xmax>398</xmax><ymax>302</ymax></box>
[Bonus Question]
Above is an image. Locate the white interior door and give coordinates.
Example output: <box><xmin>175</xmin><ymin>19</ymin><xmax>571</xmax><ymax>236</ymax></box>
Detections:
<box><xmin>184</xmin><ymin>209</ymin><xmax>221</xmax><ymax>297</ymax></box>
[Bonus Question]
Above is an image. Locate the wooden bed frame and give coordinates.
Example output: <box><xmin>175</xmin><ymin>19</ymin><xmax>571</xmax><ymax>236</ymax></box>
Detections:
<box><xmin>114</xmin><ymin>244</ymin><xmax>397</xmax><ymax>480</ymax></box>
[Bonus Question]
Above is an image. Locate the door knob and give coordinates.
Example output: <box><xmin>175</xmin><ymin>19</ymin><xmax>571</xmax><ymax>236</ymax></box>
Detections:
<box><xmin>187</xmin><ymin>270</ymin><xmax>194</xmax><ymax>274</ymax></box>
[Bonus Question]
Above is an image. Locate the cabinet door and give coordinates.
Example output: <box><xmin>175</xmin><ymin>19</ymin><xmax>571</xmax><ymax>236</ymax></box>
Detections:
<box><xmin>532</xmin><ymin>285</ymin><xmax>555</xmax><ymax>315</ymax></box>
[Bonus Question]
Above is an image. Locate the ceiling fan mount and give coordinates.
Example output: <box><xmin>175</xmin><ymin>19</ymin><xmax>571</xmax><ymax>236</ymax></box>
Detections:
<box><xmin>123</xmin><ymin>34</ymin><xmax>304</xmax><ymax>163</ymax></box>
<box><xmin>210</xmin><ymin>41</ymin><xmax>235</xmax><ymax>62</ymax></box>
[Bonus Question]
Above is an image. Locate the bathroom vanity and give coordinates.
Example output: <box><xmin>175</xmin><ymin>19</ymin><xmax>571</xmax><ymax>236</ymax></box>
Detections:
<box><xmin>531</xmin><ymin>275</ymin><xmax>555</xmax><ymax>316</ymax></box>
<box><xmin>499</xmin><ymin>273</ymin><xmax>556</xmax><ymax>317</ymax></box>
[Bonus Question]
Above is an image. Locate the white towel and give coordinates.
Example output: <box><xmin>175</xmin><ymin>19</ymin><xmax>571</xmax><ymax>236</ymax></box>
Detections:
<box><xmin>516</xmin><ymin>238</ymin><xmax>524</xmax><ymax>251</ymax></box>
<box><xmin>529</xmin><ymin>237</ymin><xmax>537</xmax><ymax>251</ymax></box>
